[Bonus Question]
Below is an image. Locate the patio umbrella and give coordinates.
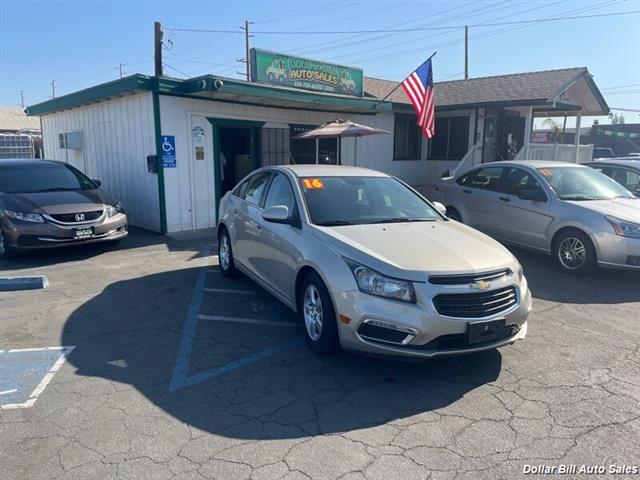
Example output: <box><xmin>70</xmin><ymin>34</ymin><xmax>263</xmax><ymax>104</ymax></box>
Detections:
<box><xmin>291</xmin><ymin>119</ymin><xmax>390</xmax><ymax>165</ymax></box>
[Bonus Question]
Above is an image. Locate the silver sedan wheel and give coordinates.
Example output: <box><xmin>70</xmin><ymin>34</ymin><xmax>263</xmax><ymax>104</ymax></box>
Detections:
<box><xmin>303</xmin><ymin>284</ymin><xmax>323</xmax><ymax>341</ymax></box>
<box><xmin>219</xmin><ymin>234</ymin><xmax>230</xmax><ymax>270</ymax></box>
<box><xmin>558</xmin><ymin>236</ymin><xmax>586</xmax><ymax>270</ymax></box>
<box><xmin>0</xmin><ymin>230</ymin><xmax>6</xmax><ymax>256</ymax></box>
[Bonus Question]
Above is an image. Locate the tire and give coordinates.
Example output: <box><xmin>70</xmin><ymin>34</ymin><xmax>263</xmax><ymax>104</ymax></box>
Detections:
<box><xmin>446</xmin><ymin>207</ymin><xmax>462</xmax><ymax>223</ymax></box>
<box><xmin>299</xmin><ymin>272</ymin><xmax>340</xmax><ymax>354</ymax></box>
<box><xmin>218</xmin><ymin>228</ymin><xmax>237</xmax><ymax>278</ymax></box>
<box><xmin>0</xmin><ymin>229</ymin><xmax>15</xmax><ymax>259</ymax></box>
<box><xmin>553</xmin><ymin>229</ymin><xmax>597</xmax><ymax>275</ymax></box>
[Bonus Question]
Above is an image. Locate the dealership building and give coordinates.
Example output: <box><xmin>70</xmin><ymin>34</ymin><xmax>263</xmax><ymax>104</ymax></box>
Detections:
<box><xmin>27</xmin><ymin>49</ymin><xmax>609</xmax><ymax>234</ymax></box>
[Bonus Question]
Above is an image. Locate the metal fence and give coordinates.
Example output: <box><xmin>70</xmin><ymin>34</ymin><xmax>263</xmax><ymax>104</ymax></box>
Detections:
<box><xmin>0</xmin><ymin>133</ymin><xmax>38</xmax><ymax>158</ymax></box>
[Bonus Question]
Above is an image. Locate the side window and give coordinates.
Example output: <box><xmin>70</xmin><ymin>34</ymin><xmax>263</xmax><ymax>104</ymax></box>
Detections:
<box><xmin>456</xmin><ymin>172</ymin><xmax>472</xmax><ymax>186</ymax></box>
<box><xmin>466</xmin><ymin>167</ymin><xmax>504</xmax><ymax>191</ymax></box>
<box><xmin>502</xmin><ymin>168</ymin><xmax>544</xmax><ymax>196</ymax></box>
<box><xmin>243</xmin><ymin>172</ymin><xmax>271</xmax><ymax>207</ymax></box>
<box><xmin>264</xmin><ymin>173</ymin><xmax>297</xmax><ymax>212</ymax></box>
<box><xmin>611</xmin><ymin>168</ymin><xmax>640</xmax><ymax>193</ymax></box>
<box><xmin>233</xmin><ymin>179</ymin><xmax>249</xmax><ymax>198</ymax></box>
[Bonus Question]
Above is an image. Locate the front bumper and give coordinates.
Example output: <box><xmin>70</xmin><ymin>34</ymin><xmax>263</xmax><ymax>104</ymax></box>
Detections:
<box><xmin>595</xmin><ymin>233</ymin><xmax>640</xmax><ymax>270</ymax></box>
<box><xmin>332</xmin><ymin>276</ymin><xmax>532</xmax><ymax>359</ymax></box>
<box><xmin>2</xmin><ymin>213</ymin><xmax>128</xmax><ymax>250</ymax></box>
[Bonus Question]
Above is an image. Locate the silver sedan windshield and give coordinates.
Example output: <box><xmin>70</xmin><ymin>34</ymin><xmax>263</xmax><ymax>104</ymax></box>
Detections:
<box><xmin>299</xmin><ymin>176</ymin><xmax>441</xmax><ymax>226</ymax></box>
<box><xmin>538</xmin><ymin>166</ymin><xmax>635</xmax><ymax>201</ymax></box>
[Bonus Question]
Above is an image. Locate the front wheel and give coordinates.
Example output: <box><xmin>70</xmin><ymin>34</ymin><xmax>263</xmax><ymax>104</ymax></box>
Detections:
<box><xmin>299</xmin><ymin>273</ymin><xmax>340</xmax><ymax>354</ymax></box>
<box><xmin>553</xmin><ymin>230</ymin><xmax>597</xmax><ymax>275</ymax></box>
<box><xmin>446</xmin><ymin>207</ymin><xmax>462</xmax><ymax>222</ymax></box>
<box><xmin>0</xmin><ymin>229</ymin><xmax>15</xmax><ymax>259</ymax></box>
<box><xmin>218</xmin><ymin>229</ymin><xmax>237</xmax><ymax>278</ymax></box>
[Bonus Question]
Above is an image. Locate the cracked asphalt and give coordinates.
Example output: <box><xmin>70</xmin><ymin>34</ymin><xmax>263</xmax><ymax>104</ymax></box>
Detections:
<box><xmin>1</xmin><ymin>228</ymin><xmax>639</xmax><ymax>480</ymax></box>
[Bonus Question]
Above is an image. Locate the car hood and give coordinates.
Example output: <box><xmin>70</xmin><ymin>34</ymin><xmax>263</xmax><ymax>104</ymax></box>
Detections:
<box><xmin>567</xmin><ymin>197</ymin><xmax>640</xmax><ymax>223</ymax></box>
<box><xmin>312</xmin><ymin>220</ymin><xmax>516</xmax><ymax>281</ymax></box>
<box><xmin>0</xmin><ymin>189</ymin><xmax>115</xmax><ymax>215</ymax></box>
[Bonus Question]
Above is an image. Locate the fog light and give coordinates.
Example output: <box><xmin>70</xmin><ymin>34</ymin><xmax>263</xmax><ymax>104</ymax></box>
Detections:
<box><xmin>357</xmin><ymin>319</ymin><xmax>418</xmax><ymax>345</ymax></box>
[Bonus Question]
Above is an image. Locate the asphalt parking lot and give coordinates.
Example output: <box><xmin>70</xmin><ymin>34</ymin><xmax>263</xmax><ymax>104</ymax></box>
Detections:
<box><xmin>1</xmin><ymin>228</ymin><xmax>639</xmax><ymax>480</ymax></box>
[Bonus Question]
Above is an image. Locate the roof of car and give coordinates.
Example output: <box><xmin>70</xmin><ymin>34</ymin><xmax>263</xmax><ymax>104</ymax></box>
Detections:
<box><xmin>585</xmin><ymin>159</ymin><xmax>640</xmax><ymax>169</ymax></box>
<box><xmin>279</xmin><ymin>164</ymin><xmax>388</xmax><ymax>177</ymax></box>
<box><xmin>0</xmin><ymin>158</ymin><xmax>60</xmax><ymax>167</ymax></box>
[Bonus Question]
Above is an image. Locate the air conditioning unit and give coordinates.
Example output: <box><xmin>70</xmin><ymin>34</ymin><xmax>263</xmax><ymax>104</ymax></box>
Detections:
<box><xmin>58</xmin><ymin>131</ymin><xmax>83</xmax><ymax>150</ymax></box>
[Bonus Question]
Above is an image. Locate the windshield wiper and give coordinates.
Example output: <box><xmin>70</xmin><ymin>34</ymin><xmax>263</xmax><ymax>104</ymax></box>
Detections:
<box><xmin>562</xmin><ymin>195</ymin><xmax>596</xmax><ymax>201</ymax></box>
<box><xmin>315</xmin><ymin>220</ymin><xmax>355</xmax><ymax>226</ymax></box>
<box><xmin>35</xmin><ymin>187</ymin><xmax>79</xmax><ymax>192</ymax></box>
<box><xmin>364</xmin><ymin>217</ymin><xmax>436</xmax><ymax>224</ymax></box>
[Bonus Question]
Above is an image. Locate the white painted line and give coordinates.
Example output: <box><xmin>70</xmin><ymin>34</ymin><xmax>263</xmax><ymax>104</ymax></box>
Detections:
<box><xmin>204</xmin><ymin>287</ymin><xmax>268</xmax><ymax>295</ymax></box>
<box><xmin>0</xmin><ymin>389</ymin><xmax>17</xmax><ymax>396</ymax></box>
<box><xmin>0</xmin><ymin>346</ymin><xmax>75</xmax><ymax>410</ymax></box>
<box><xmin>198</xmin><ymin>314</ymin><xmax>300</xmax><ymax>328</ymax></box>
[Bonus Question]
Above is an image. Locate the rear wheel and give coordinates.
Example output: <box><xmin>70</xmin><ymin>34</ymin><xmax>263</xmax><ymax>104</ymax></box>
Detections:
<box><xmin>218</xmin><ymin>228</ymin><xmax>237</xmax><ymax>278</ymax></box>
<box><xmin>553</xmin><ymin>229</ymin><xmax>597</xmax><ymax>275</ymax></box>
<box><xmin>299</xmin><ymin>272</ymin><xmax>340</xmax><ymax>354</ymax></box>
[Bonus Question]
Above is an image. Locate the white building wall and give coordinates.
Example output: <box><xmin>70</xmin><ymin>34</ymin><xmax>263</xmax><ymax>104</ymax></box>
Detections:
<box><xmin>159</xmin><ymin>95</ymin><xmax>427</xmax><ymax>232</ymax></box>
<box><xmin>39</xmin><ymin>93</ymin><xmax>160</xmax><ymax>232</ymax></box>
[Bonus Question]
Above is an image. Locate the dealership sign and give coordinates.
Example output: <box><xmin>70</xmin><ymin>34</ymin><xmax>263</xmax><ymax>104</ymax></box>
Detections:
<box><xmin>250</xmin><ymin>48</ymin><xmax>364</xmax><ymax>96</ymax></box>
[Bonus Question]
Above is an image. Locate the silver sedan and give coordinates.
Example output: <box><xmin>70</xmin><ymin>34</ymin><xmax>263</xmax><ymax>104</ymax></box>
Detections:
<box><xmin>435</xmin><ymin>160</ymin><xmax>640</xmax><ymax>274</ymax></box>
<box><xmin>217</xmin><ymin>165</ymin><xmax>530</xmax><ymax>358</ymax></box>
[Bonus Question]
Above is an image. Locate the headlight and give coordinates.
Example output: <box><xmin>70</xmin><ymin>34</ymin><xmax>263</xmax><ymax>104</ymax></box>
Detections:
<box><xmin>516</xmin><ymin>263</ymin><xmax>524</xmax><ymax>282</ymax></box>
<box><xmin>606</xmin><ymin>216</ymin><xmax>640</xmax><ymax>239</ymax></box>
<box><xmin>344</xmin><ymin>258</ymin><xmax>416</xmax><ymax>303</ymax></box>
<box><xmin>3</xmin><ymin>210</ymin><xmax>45</xmax><ymax>223</ymax></box>
<box><xmin>105</xmin><ymin>202</ymin><xmax>123</xmax><ymax>218</ymax></box>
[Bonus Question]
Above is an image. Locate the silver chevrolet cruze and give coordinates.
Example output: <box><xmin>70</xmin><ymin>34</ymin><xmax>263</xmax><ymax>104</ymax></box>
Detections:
<box><xmin>435</xmin><ymin>160</ymin><xmax>640</xmax><ymax>274</ymax></box>
<box><xmin>217</xmin><ymin>165</ymin><xmax>530</xmax><ymax>357</ymax></box>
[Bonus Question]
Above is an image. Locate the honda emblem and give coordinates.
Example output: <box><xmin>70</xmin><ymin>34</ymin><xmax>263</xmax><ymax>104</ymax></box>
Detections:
<box><xmin>75</xmin><ymin>213</ymin><xmax>86</xmax><ymax>222</ymax></box>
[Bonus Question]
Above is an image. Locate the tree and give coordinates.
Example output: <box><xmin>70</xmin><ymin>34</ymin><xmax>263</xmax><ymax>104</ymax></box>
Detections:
<box><xmin>542</xmin><ymin>118</ymin><xmax>564</xmax><ymax>143</ymax></box>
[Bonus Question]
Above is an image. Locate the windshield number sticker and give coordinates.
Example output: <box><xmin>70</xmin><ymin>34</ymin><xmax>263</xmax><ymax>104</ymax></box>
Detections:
<box><xmin>303</xmin><ymin>178</ymin><xmax>325</xmax><ymax>190</ymax></box>
<box><xmin>539</xmin><ymin>168</ymin><xmax>553</xmax><ymax>177</ymax></box>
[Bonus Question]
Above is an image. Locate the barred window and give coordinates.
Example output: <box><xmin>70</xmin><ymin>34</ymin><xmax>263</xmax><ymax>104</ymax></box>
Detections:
<box><xmin>393</xmin><ymin>114</ymin><xmax>422</xmax><ymax>160</ymax></box>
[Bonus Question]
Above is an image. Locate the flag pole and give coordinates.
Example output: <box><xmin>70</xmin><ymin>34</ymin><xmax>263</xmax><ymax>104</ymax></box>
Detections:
<box><xmin>377</xmin><ymin>51</ymin><xmax>437</xmax><ymax>103</ymax></box>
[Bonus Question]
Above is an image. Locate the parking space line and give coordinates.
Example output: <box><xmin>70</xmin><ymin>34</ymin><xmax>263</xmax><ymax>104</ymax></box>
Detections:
<box><xmin>203</xmin><ymin>287</ymin><xmax>269</xmax><ymax>295</ymax></box>
<box><xmin>1</xmin><ymin>346</ymin><xmax>75</xmax><ymax>410</ymax></box>
<box><xmin>197</xmin><ymin>314</ymin><xmax>301</xmax><ymax>328</ymax></box>
<box><xmin>0</xmin><ymin>389</ymin><xmax>18</xmax><ymax>396</ymax></box>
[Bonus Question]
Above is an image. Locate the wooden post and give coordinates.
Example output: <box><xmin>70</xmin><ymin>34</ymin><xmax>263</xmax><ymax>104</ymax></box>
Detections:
<box><xmin>575</xmin><ymin>113</ymin><xmax>582</xmax><ymax>163</ymax></box>
<box><xmin>154</xmin><ymin>21</ymin><xmax>163</xmax><ymax>77</ymax></box>
<box><xmin>523</xmin><ymin>106</ymin><xmax>533</xmax><ymax>159</ymax></box>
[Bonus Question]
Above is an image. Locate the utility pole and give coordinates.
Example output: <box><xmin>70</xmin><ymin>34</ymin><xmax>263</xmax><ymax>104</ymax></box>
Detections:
<box><xmin>464</xmin><ymin>25</ymin><xmax>469</xmax><ymax>80</ymax></box>
<box><xmin>117</xmin><ymin>63</ymin><xmax>125</xmax><ymax>79</ymax></box>
<box><xmin>20</xmin><ymin>91</ymin><xmax>25</xmax><ymax>109</ymax></box>
<box><xmin>241</xmin><ymin>19</ymin><xmax>253</xmax><ymax>81</ymax></box>
<box><xmin>51</xmin><ymin>80</ymin><xmax>56</xmax><ymax>99</ymax></box>
<box><xmin>154</xmin><ymin>21</ymin><xmax>163</xmax><ymax>77</ymax></box>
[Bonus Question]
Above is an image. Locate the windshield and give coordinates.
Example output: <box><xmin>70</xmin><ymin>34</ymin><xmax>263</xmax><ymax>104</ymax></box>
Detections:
<box><xmin>538</xmin><ymin>166</ymin><xmax>635</xmax><ymax>201</ymax></box>
<box><xmin>0</xmin><ymin>163</ymin><xmax>97</xmax><ymax>194</ymax></box>
<box><xmin>300</xmin><ymin>176</ymin><xmax>442</xmax><ymax>226</ymax></box>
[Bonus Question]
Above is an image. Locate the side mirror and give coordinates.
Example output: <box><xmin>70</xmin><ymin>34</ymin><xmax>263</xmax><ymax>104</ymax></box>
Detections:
<box><xmin>518</xmin><ymin>188</ymin><xmax>546</xmax><ymax>202</ymax></box>
<box><xmin>92</xmin><ymin>179</ymin><xmax>102</xmax><ymax>187</ymax></box>
<box><xmin>262</xmin><ymin>205</ymin><xmax>291</xmax><ymax>224</ymax></box>
<box><xmin>432</xmin><ymin>201</ymin><xmax>447</xmax><ymax>216</ymax></box>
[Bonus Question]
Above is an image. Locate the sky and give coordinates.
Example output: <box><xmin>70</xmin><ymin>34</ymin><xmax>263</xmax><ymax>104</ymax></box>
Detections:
<box><xmin>1</xmin><ymin>0</ymin><xmax>639</xmax><ymax>126</ymax></box>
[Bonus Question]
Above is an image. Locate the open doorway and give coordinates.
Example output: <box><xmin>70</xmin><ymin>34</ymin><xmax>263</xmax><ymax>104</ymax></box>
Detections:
<box><xmin>219</xmin><ymin>126</ymin><xmax>253</xmax><ymax>197</ymax></box>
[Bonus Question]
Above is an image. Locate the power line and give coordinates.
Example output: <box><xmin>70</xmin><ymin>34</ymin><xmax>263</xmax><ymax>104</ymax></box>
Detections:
<box><xmin>167</xmin><ymin>9</ymin><xmax>638</xmax><ymax>36</ymax></box>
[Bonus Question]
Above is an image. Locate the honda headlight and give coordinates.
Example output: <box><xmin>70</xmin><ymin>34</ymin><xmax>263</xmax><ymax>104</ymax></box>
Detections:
<box><xmin>606</xmin><ymin>216</ymin><xmax>640</xmax><ymax>239</ymax></box>
<box><xmin>105</xmin><ymin>202</ymin><xmax>123</xmax><ymax>218</ymax></box>
<box><xmin>3</xmin><ymin>210</ymin><xmax>45</xmax><ymax>223</ymax></box>
<box><xmin>345</xmin><ymin>259</ymin><xmax>416</xmax><ymax>303</ymax></box>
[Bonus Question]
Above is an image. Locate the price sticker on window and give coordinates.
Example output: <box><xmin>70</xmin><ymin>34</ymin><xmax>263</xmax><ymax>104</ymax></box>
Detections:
<box><xmin>539</xmin><ymin>168</ymin><xmax>553</xmax><ymax>177</ymax></box>
<box><xmin>302</xmin><ymin>178</ymin><xmax>325</xmax><ymax>190</ymax></box>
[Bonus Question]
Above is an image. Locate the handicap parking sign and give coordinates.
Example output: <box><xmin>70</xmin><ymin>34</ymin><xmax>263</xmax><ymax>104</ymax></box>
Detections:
<box><xmin>161</xmin><ymin>135</ymin><xmax>176</xmax><ymax>168</ymax></box>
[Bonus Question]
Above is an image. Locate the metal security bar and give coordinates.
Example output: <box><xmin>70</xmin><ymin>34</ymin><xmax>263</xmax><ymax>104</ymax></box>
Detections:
<box><xmin>260</xmin><ymin>128</ymin><xmax>291</xmax><ymax>166</ymax></box>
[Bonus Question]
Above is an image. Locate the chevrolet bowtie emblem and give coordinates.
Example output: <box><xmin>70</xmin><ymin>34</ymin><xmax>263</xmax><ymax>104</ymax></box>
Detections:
<box><xmin>471</xmin><ymin>280</ymin><xmax>491</xmax><ymax>290</ymax></box>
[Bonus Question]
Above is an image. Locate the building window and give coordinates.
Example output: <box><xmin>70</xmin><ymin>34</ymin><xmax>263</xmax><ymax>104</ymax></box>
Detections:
<box><xmin>429</xmin><ymin>116</ymin><xmax>469</xmax><ymax>160</ymax></box>
<box><xmin>393</xmin><ymin>114</ymin><xmax>422</xmax><ymax>160</ymax></box>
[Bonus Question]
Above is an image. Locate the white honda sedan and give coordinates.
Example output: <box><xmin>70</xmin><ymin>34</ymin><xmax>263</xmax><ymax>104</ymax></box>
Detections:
<box><xmin>217</xmin><ymin>165</ymin><xmax>530</xmax><ymax>358</ymax></box>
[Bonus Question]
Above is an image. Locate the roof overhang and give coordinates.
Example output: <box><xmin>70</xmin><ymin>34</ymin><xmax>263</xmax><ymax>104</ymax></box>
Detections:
<box><xmin>26</xmin><ymin>74</ymin><xmax>391</xmax><ymax>117</ymax></box>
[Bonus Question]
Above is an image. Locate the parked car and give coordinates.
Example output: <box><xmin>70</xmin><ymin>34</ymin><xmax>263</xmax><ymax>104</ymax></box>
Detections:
<box><xmin>436</xmin><ymin>161</ymin><xmax>640</xmax><ymax>274</ymax></box>
<box><xmin>217</xmin><ymin>165</ymin><xmax>530</xmax><ymax>358</ymax></box>
<box><xmin>0</xmin><ymin>159</ymin><xmax>127</xmax><ymax>258</ymax></box>
<box><xmin>585</xmin><ymin>159</ymin><xmax>640</xmax><ymax>197</ymax></box>
<box><xmin>592</xmin><ymin>147</ymin><xmax>615</xmax><ymax>159</ymax></box>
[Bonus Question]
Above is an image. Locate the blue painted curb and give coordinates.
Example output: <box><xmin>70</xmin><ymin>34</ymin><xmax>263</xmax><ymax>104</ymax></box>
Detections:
<box><xmin>0</xmin><ymin>276</ymin><xmax>49</xmax><ymax>292</ymax></box>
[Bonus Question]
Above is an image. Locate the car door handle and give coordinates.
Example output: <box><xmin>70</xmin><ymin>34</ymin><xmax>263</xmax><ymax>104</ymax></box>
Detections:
<box><xmin>463</xmin><ymin>189</ymin><xmax>472</xmax><ymax>194</ymax></box>
<box><xmin>498</xmin><ymin>196</ymin><xmax>511</xmax><ymax>202</ymax></box>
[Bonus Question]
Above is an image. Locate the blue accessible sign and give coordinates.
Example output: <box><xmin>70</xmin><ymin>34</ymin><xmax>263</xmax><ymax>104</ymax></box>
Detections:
<box><xmin>161</xmin><ymin>135</ymin><xmax>176</xmax><ymax>168</ymax></box>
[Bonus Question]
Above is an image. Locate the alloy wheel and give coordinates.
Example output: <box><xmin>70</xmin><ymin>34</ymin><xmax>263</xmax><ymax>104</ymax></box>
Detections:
<box><xmin>219</xmin><ymin>234</ymin><xmax>230</xmax><ymax>270</ymax></box>
<box><xmin>558</xmin><ymin>236</ymin><xmax>586</xmax><ymax>270</ymax></box>
<box><xmin>303</xmin><ymin>284</ymin><xmax>323</xmax><ymax>341</ymax></box>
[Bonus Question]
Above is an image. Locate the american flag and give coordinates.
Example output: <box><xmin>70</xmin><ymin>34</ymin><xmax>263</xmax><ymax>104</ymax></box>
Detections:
<box><xmin>401</xmin><ymin>58</ymin><xmax>435</xmax><ymax>138</ymax></box>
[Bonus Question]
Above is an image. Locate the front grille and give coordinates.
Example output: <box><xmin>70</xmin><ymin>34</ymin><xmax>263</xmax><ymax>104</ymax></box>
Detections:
<box><xmin>48</xmin><ymin>210</ymin><xmax>103</xmax><ymax>223</ymax></box>
<box><xmin>429</xmin><ymin>268</ymin><xmax>512</xmax><ymax>285</ymax></box>
<box><xmin>433</xmin><ymin>286</ymin><xmax>517</xmax><ymax>318</ymax></box>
